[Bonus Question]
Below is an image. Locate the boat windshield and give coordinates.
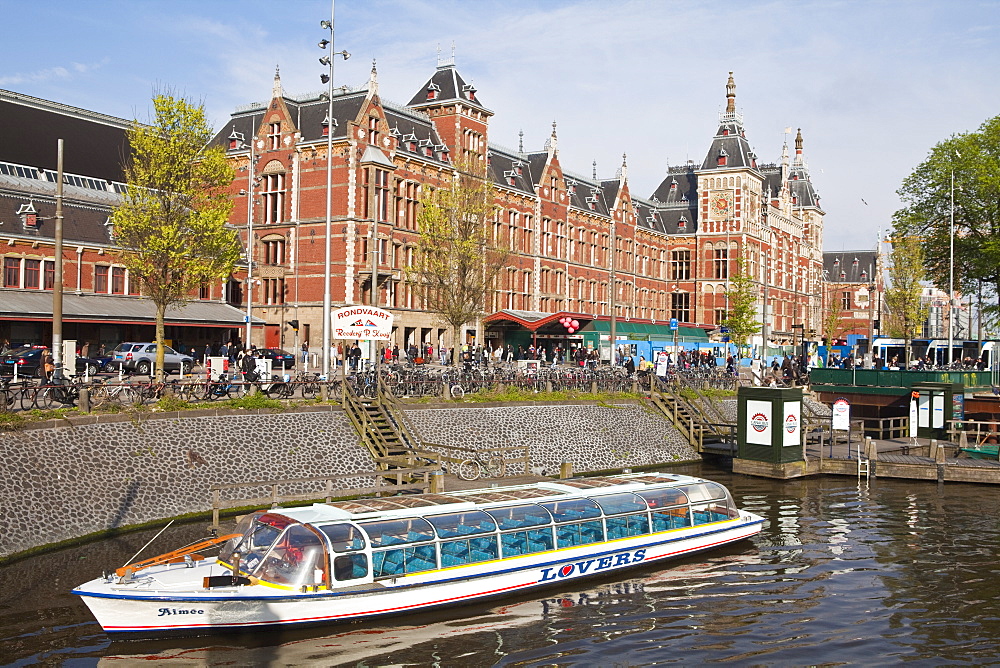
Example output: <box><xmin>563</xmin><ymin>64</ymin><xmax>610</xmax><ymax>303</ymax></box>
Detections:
<box><xmin>219</xmin><ymin>513</ymin><xmax>292</xmax><ymax>574</ymax></box>
<box><xmin>593</xmin><ymin>493</ymin><xmax>648</xmax><ymax>515</ymax></box>
<box><xmin>486</xmin><ymin>504</ymin><xmax>552</xmax><ymax>530</ymax></box>
<box><xmin>253</xmin><ymin>523</ymin><xmax>328</xmax><ymax>588</ymax></box>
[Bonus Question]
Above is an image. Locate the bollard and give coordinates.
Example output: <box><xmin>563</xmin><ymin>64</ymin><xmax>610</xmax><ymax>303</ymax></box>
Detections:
<box><xmin>631</xmin><ymin>380</ymin><xmax>639</xmax><ymax>394</ymax></box>
<box><xmin>546</xmin><ymin>380</ymin><xmax>553</xmax><ymax>393</ymax></box>
<box><xmin>559</xmin><ymin>462</ymin><xmax>573</xmax><ymax>479</ymax></box>
<box><xmin>929</xmin><ymin>439</ymin><xmax>938</xmax><ymax>459</ymax></box>
<box><xmin>79</xmin><ymin>387</ymin><xmax>90</xmax><ymax>413</ymax></box>
<box><xmin>429</xmin><ymin>469</ymin><xmax>444</xmax><ymax>493</ymax></box>
<box><xmin>320</xmin><ymin>384</ymin><xmax>328</xmax><ymax>401</ymax></box>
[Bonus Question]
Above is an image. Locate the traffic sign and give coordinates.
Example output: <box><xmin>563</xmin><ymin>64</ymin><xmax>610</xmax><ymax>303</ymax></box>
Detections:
<box><xmin>669</xmin><ymin>318</ymin><xmax>678</xmax><ymax>330</ymax></box>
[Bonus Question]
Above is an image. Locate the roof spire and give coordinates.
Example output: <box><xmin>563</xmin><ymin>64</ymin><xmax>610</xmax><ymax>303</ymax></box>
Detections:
<box><xmin>548</xmin><ymin>120</ymin><xmax>558</xmax><ymax>156</ymax></box>
<box><xmin>725</xmin><ymin>71</ymin><xmax>736</xmax><ymax>114</ymax></box>
<box><xmin>272</xmin><ymin>65</ymin><xmax>282</xmax><ymax>99</ymax></box>
<box><xmin>518</xmin><ymin>129</ymin><xmax>524</xmax><ymax>156</ymax></box>
<box><xmin>593</xmin><ymin>160</ymin><xmax>597</xmax><ymax>179</ymax></box>
<box><xmin>621</xmin><ymin>152</ymin><xmax>628</xmax><ymax>181</ymax></box>
<box><xmin>794</xmin><ymin>127</ymin><xmax>804</xmax><ymax>161</ymax></box>
<box><xmin>369</xmin><ymin>59</ymin><xmax>378</xmax><ymax>96</ymax></box>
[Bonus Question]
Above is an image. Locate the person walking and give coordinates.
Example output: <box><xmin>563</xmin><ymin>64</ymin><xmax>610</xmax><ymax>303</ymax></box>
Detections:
<box><xmin>301</xmin><ymin>341</ymin><xmax>308</xmax><ymax>364</ymax></box>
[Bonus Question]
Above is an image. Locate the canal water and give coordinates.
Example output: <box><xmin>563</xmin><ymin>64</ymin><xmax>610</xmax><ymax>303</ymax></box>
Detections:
<box><xmin>3</xmin><ymin>463</ymin><xmax>1000</xmax><ymax>666</ymax></box>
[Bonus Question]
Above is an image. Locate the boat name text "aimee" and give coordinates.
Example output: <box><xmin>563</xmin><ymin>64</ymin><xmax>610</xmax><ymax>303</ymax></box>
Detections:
<box><xmin>157</xmin><ymin>608</ymin><xmax>205</xmax><ymax>616</ymax></box>
<box><xmin>538</xmin><ymin>549</ymin><xmax>647</xmax><ymax>582</ymax></box>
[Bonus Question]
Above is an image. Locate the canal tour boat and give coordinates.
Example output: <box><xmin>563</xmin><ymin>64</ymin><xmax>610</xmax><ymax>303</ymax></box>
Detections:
<box><xmin>74</xmin><ymin>472</ymin><xmax>764</xmax><ymax>635</ymax></box>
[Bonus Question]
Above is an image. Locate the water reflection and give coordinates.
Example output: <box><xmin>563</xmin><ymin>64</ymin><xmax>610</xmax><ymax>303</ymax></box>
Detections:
<box><xmin>4</xmin><ymin>465</ymin><xmax>1000</xmax><ymax>665</ymax></box>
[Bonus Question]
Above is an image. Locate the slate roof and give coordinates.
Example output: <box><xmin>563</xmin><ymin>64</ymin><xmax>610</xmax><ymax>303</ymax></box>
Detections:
<box><xmin>407</xmin><ymin>64</ymin><xmax>491</xmax><ymax>114</ymax></box>
<box><xmin>0</xmin><ymin>89</ymin><xmax>131</xmax><ymax>183</ymax></box>
<box><xmin>563</xmin><ymin>171</ymin><xmax>611</xmax><ymax>217</ymax></box>
<box><xmin>700</xmin><ymin>117</ymin><xmax>758</xmax><ymax>172</ymax></box>
<box><xmin>487</xmin><ymin>145</ymin><xmax>536</xmax><ymax>196</ymax></box>
<box><xmin>823</xmin><ymin>250</ymin><xmax>877</xmax><ymax>283</ymax></box>
<box><xmin>212</xmin><ymin>87</ymin><xmax>450</xmax><ymax>166</ymax></box>
<box><xmin>0</xmin><ymin>178</ymin><xmax>117</xmax><ymax>246</ymax></box>
<box><xmin>787</xmin><ymin>163</ymin><xmax>821</xmax><ymax>209</ymax></box>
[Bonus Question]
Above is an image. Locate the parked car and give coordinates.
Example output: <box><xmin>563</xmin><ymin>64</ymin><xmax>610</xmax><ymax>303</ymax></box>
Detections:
<box><xmin>0</xmin><ymin>345</ymin><xmax>108</xmax><ymax>377</ymax></box>
<box><xmin>109</xmin><ymin>342</ymin><xmax>193</xmax><ymax>375</ymax></box>
<box><xmin>257</xmin><ymin>348</ymin><xmax>296</xmax><ymax>370</ymax></box>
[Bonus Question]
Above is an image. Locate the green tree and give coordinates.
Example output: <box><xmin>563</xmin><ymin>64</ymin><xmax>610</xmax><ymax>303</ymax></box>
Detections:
<box><xmin>823</xmin><ymin>287</ymin><xmax>844</xmax><ymax>346</ymax></box>
<box><xmin>893</xmin><ymin>115</ymin><xmax>1000</xmax><ymax>320</ymax></box>
<box><xmin>408</xmin><ymin>159</ymin><xmax>509</xmax><ymax>358</ymax></box>
<box><xmin>723</xmin><ymin>259</ymin><xmax>759</xmax><ymax>357</ymax></box>
<box><xmin>884</xmin><ymin>235</ymin><xmax>929</xmax><ymax>366</ymax></box>
<box><xmin>112</xmin><ymin>94</ymin><xmax>241</xmax><ymax>379</ymax></box>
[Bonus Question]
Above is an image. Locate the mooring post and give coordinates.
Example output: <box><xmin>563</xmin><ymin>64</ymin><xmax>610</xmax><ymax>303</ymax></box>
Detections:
<box><xmin>560</xmin><ymin>462</ymin><xmax>573</xmax><ymax>479</ymax></box>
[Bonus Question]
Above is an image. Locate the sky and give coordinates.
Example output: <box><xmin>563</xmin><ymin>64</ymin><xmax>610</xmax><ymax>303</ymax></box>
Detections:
<box><xmin>3</xmin><ymin>0</ymin><xmax>999</xmax><ymax>251</ymax></box>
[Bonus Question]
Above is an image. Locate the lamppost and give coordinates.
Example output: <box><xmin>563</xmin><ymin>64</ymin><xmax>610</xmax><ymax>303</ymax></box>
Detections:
<box><xmin>318</xmin><ymin>4</ymin><xmax>350</xmax><ymax>378</ymax></box>
<box><xmin>242</xmin><ymin>140</ymin><xmax>257</xmax><ymax>348</ymax></box>
<box><xmin>948</xmin><ymin>155</ymin><xmax>957</xmax><ymax>366</ymax></box>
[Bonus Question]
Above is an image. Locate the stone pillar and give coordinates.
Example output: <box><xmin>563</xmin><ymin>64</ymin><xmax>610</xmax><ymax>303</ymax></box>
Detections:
<box><xmin>559</xmin><ymin>462</ymin><xmax>573</xmax><ymax>479</ymax></box>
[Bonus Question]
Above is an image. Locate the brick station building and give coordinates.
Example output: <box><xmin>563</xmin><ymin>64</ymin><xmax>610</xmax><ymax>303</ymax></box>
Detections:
<box><xmin>215</xmin><ymin>65</ymin><xmax>827</xmax><ymax>358</ymax></box>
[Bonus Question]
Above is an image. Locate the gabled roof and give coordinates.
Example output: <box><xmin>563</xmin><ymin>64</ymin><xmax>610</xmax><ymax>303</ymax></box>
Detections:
<box><xmin>0</xmin><ymin>175</ymin><xmax>118</xmax><ymax>245</ymax></box>
<box><xmin>823</xmin><ymin>250</ymin><xmax>877</xmax><ymax>283</ymax></box>
<box><xmin>563</xmin><ymin>171</ymin><xmax>610</xmax><ymax>217</ymax></box>
<box><xmin>407</xmin><ymin>64</ymin><xmax>491</xmax><ymax>114</ymax></box>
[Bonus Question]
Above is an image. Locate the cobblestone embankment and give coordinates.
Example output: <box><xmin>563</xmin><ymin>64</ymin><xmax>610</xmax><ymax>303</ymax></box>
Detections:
<box><xmin>0</xmin><ymin>401</ymin><xmax>697</xmax><ymax>559</ymax></box>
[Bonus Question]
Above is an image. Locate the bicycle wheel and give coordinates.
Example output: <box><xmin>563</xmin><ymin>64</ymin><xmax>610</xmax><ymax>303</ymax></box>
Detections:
<box><xmin>20</xmin><ymin>386</ymin><xmax>39</xmax><ymax>411</ymax></box>
<box><xmin>34</xmin><ymin>386</ymin><xmax>59</xmax><ymax>410</ymax></box>
<box><xmin>206</xmin><ymin>382</ymin><xmax>226</xmax><ymax>401</ymax></box>
<box><xmin>302</xmin><ymin>381</ymin><xmax>319</xmax><ymax>399</ymax></box>
<box><xmin>457</xmin><ymin>459</ymin><xmax>482</xmax><ymax>481</ymax></box>
<box><xmin>229</xmin><ymin>381</ymin><xmax>249</xmax><ymax>399</ymax></box>
<box><xmin>450</xmin><ymin>384</ymin><xmax>465</xmax><ymax>399</ymax></box>
<box><xmin>483</xmin><ymin>455</ymin><xmax>506</xmax><ymax>479</ymax></box>
<box><xmin>277</xmin><ymin>382</ymin><xmax>294</xmax><ymax>399</ymax></box>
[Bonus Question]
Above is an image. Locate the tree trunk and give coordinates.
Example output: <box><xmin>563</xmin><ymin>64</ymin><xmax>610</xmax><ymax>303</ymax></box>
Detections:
<box><xmin>155</xmin><ymin>302</ymin><xmax>167</xmax><ymax>382</ymax></box>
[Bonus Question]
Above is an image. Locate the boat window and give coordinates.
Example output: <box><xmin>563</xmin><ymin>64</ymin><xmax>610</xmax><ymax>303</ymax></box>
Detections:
<box><xmin>333</xmin><ymin>553</ymin><xmax>369</xmax><ymax>581</ymax></box>
<box><xmin>556</xmin><ymin>520</ymin><xmax>604</xmax><ymax>548</ymax></box>
<box><xmin>605</xmin><ymin>513</ymin><xmax>650</xmax><ymax>539</ymax></box>
<box><xmin>651</xmin><ymin>508</ymin><xmax>691</xmax><ymax>532</ymax></box>
<box><xmin>540</xmin><ymin>498</ymin><xmax>602</xmax><ymax>523</ymax></box>
<box><xmin>637</xmin><ymin>487</ymin><xmax>689</xmax><ymax>509</ymax></box>
<box><xmin>500</xmin><ymin>528</ymin><xmax>554</xmax><ymax>557</ymax></box>
<box><xmin>238</xmin><ymin>522</ymin><xmax>284</xmax><ymax>574</ymax></box>
<box><xmin>218</xmin><ymin>512</ymin><xmax>261</xmax><ymax>566</ymax></box>
<box><xmin>594</xmin><ymin>493</ymin><xmax>648</xmax><ymax>515</ymax></box>
<box><xmin>317</xmin><ymin>524</ymin><xmax>366</xmax><ymax>552</ymax></box>
<box><xmin>691</xmin><ymin>499</ymin><xmax>738</xmax><ymax>525</ymax></box>
<box><xmin>486</xmin><ymin>504</ymin><xmax>552</xmax><ymax>530</ymax></box>
<box><xmin>427</xmin><ymin>511</ymin><xmax>497</xmax><ymax>538</ymax></box>
<box><xmin>440</xmin><ymin>535</ymin><xmax>499</xmax><ymax>567</ymax></box>
<box><xmin>254</xmin><ymin>524</ymin><xmax>328</xmax><ymax>588</ymax></box>
<box><xmin>359</xmin><ymin>518</ymin><xmax>434</xmax><ymax>547</ymax></box>
<box><xmin>681</xmin><ymin>483</ymin><xmax>727</xmax><ymax>503</ymax></box>
<box><xmin>372</xmin><ymin>545</ymin><xmax>436</xmax><ymax>578</ymax></box>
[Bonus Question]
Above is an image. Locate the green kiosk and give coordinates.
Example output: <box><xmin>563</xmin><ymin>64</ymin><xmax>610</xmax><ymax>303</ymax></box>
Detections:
<box><xmin>911</xmin><ymin>382</ymin><xmax>964</xmax><ymax>441</ymax></box>
<box><xmin>733</xmin><ymin>386</ymin><xmax>810</xmax><ymax>479</ymax></box>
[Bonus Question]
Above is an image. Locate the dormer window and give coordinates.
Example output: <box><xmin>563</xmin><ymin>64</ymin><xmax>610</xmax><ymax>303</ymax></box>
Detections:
<box><xmin>321</xmin><ymin>113</ymin><xmax>337</xmax><ymax>137</ymax></box>
<box><xmin>228</xmin><ymin>129</ymin><xmax>245</xmax><ymax>150</ymax></box>
<box><xmin>860</xmin><ymin>270</ymin><xmax>868</xmax><ymax>279</ymax></box>
<box><xmin>462</xmin><ymin>83</ymin><xmax>477</xmax><ymax>101</ymax></box>
<box><xmin>722</xmin><ymin>129</ymin><xmax>729</xmax><ymax>136</ymax></box>
<box><xmin>840</xmin><ymin>272</ymin><xmax>846</xmax><ymax>279</ymax></box>
<box><xmin>853</xmin><ymin>258</ymin><xmax>859</xmax><ymax>266</ymax></box>
<box><xmin>426</xmin><ymin>83</ymin><xmax>441</xmax><ymax>100</ymax></box>
<box><xmin>678</xmin><ymin>217</ymin><xmax>687</xmax><ymax>231</ymax></box>
<box><xmin>670</xmin><ymin>179</ymin><xmax>677</xmax><ymax>190</ymax></box>
<box><xmin>834</xmin><ymin>258</ymin><xmax>840</xmax><ymax>267</ymax></box>
<box><xmin>17</xmin><ymin>202</ymin><xmax>38</xmax><ymax>229</ymax></box>
<box><xmin>717</xmin><ymin>148</ymin><xmax>728</xmax><ymax>167</ymax></box>
<box><xmin>515</xmin><ymin>161</ymin><xmax>523</xmax><ymax>176</ymax></box>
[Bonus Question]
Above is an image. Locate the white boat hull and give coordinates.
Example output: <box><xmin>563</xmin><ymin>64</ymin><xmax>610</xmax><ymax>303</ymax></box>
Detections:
<box><xmin>75</xmin><ymin>516</ymin><xmax>762</xmax><ymax>635</ymax></box>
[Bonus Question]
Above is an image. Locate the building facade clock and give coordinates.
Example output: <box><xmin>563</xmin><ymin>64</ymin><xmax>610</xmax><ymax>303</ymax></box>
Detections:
<box><xmin>710</xmin><ymin>191</ymin><xmax>734</xmax><ymax>218</ymax></box>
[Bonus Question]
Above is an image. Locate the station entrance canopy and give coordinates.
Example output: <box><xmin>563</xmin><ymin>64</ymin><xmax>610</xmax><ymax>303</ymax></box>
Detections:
<box><xmin>0</xmin><ymin>292</ymin><xmax>261</xmax><ymax>327</ymax></box>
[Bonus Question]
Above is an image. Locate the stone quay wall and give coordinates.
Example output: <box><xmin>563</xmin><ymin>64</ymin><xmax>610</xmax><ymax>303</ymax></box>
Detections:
<box><xmin>0</xmin><ymin>401</ymin><xmax>697</xmax><ymax>559</ymax></box>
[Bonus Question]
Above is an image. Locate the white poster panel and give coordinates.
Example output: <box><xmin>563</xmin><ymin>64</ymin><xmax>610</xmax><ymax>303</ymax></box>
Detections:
<box><xmin>932</xmin><ymin>393</ymin><xmax>945</xmax><ymax>429</ymax></box>
<box><xmin>831</xmin><ymin>398</ymin><xmax>851</xmax><ymax>431</ymax></box>
<box><xmin>783</xmin><ymin>401</ymin><xmax>801</xmax><ymax>447</ymax></box>
<box><xmin>746</xmin><ymin>399</ymin><xmax>773</xmax><ymax>446</ymax></box>
<box><xmin>909</xmin><ymin>399</ymin><xmax>918</xmax><ymax>437</ymax></box>
<box><xmin>918</xmin><ymin>394</ymin><xmax>930</xmax><ymax>428</ymax></box>
<box><xmin>331</xmin><ymin>306</ymin><xmax>394</xmax><ymax>341</ymax></box>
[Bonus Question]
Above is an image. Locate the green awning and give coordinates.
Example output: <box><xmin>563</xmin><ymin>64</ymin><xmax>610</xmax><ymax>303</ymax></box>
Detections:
<box><xmin>583</xmin><ymin>320</ymin><xmax>709</xmax><ymax>341</ymax></box>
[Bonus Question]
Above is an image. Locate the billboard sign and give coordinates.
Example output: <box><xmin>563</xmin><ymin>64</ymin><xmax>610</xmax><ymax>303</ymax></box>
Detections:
<box><xmin>331</xmin><ymin>306</ymin><xmax>394</xmax><ymax>341</ymax></box>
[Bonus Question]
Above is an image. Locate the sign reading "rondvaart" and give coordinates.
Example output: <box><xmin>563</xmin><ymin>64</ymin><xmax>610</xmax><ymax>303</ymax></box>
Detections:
<box><xmin>330</xmin><ymin>306</ymin><xmax>394</xmax><ymax>341</ymax></box>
